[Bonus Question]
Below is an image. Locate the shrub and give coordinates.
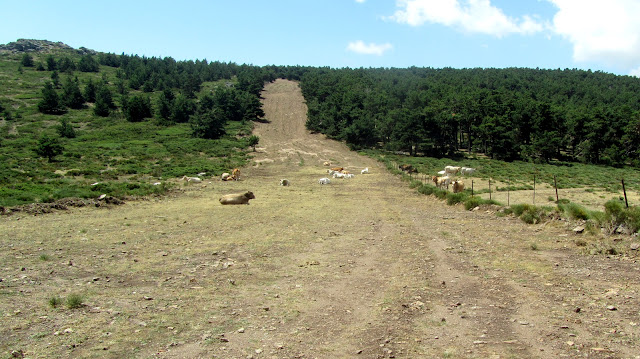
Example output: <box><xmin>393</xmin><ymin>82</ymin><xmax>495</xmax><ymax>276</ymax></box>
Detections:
<box><xmin>49</xmin><ymin>296</ymin><xmax>63</xmax><ymax>308</ymax></box>
<box><xmin>446</xmin><ymin>193</ymin><xmax>467</xmax><ymax>206</ymax></box>
<box><xmin>66</xmin><ymin>294</ymin><xmax>84</xmax><ymax>309</ymax></box>
<box><xmin>558</xmin><ymin>202</ymin><xmax>591</xmax><ymax>220</ymax></box>
<box><xmin>603</xmin><ymin>200</ymin><xmax>640</xmax><ymax>234</ymax></box>
<box><xmin>510</xmin><ymin>204</ymin><xmax>547</xmax><ymax>224</ymax></box>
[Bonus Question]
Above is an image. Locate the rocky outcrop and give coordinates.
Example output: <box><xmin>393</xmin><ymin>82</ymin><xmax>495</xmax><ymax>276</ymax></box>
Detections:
<box><xmin>0</xmin><ymin>39</ymin><xmax>95</xmax><ymax>55</ymax></box>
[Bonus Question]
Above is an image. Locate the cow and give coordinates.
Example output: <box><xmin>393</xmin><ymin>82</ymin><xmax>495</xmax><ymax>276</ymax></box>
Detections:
<box><xmin>221</xmin><ymin>173</ymin><xmax>231</xmax><ymax>181</ymax></box>
<box><xmin>452</xmin><ymin>180</ymin><xmax>465</xmax><ymax>193</ymax></box>
<box><xmin>231</xmin><ymin>168</ymin><xmax>241</xmax><ymax>181</ymax></box>
<box><xmin>318</xmin><ymin>177</ymin><xmax>331</xmax><ymax>185</ymax></box>
<box><xmin>219</xmin><ymin>191</ymin><xmax>255</xmax><ymax>205</ymax></box>
<box><xmin>460</xmin><ymin>167</ymin><xmax>476</xmax><ymax>176</ymax></box>
<box><xmin>330</xmin><ymin>167</ymin><xmax>344</xmax><ymax>173</ymax></box>
<box><xmin>444</xmin><ymin>166</ymin><xmax>461</xmax><ymax>176</ymax></box>
<box><xmin>182</xmin><ymin>176</ymin><xmax>202</xmax><ymax>183</ymax></box>
<box><xmin>280</xmin><ymin>179</ymin><xmax>290</xmax><ymax>186</ymax></box>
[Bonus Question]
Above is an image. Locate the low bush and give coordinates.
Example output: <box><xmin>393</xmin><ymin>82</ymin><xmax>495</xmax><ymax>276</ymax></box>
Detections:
<box><xmin>446</xmin><ymin>193</ymin><xmax>468</xmax><ymax>206</ymax></box>
<box><xmin>558</xmin><ymin>202</ymin><xmax>591</xmax><ymax>220</ymax></box>
<box><xmin>603</xmin><ymin>200</ymin><xmax>640</xmax><ymax>234</ymax></box>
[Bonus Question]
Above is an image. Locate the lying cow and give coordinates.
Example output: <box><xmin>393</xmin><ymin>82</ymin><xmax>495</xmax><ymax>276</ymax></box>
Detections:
<box><xmin>219</xmin><ymin>191</ymin><xmax>255</xmax><ymax>205</ymax></box>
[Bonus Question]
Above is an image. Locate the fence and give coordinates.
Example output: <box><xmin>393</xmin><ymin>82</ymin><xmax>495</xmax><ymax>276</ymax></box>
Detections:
<box><xmin>390</xmin><ymin>162</ymin><xmax>633</xmax><ymax>210</ymax></box>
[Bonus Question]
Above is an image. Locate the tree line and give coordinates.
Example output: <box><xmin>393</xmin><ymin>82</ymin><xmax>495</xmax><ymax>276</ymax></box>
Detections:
<box><xmin>34</xmin><ymin>52</ymin><xmax>268</xmax><ymax>139</ymax></box>
<box><xmin>290</xmin><ymin>66</ymin><xmax>640</xmax><ymax>167</ymax></box>
<box><xmin>27</xmin><ymin>50</ymin><xmax>640</xmax><ymax>167</ymax></box>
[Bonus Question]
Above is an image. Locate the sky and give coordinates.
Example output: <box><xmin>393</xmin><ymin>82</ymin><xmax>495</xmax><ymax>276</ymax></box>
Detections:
<box><xmin>2</xmin><ymin>0</ymin><xmax>640</xmax><ymax>76</ymax></box>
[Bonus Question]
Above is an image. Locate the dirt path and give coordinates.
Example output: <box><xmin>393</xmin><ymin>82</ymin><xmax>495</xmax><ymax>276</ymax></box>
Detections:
<box><xmin>1</xmin><ymin>79</ymin><xmax>639</xmax><ymax>359</ymax></box>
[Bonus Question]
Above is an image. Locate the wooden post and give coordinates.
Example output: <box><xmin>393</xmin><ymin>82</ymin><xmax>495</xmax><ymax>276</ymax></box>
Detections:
<box><xmin>489</xmin><ymin>179</ymin><xmax>492</xmax><ymax>200</ymax></box>
<box><xmin>622</xmin><ymin>178</ymin><xmax>629</xmax><ymax>208</ymax></box>
<box><xmin>507</xmin><ymin>177</ymin><xmax>510</xmax><ymax>206</ymax></box>
<box><xmin>471</xmin><ymin>180</ymin><xmax>474</xmax><ymax>197</ymax></box>
<box><xmin>533</xmin><ymin>174</ymin><xmax>536</xmax><ymax>205</ymax></box>
<box><xmin>554</xmin><ymin>175</ymin><xmax>559</xmax><ymax>203</ymax></box>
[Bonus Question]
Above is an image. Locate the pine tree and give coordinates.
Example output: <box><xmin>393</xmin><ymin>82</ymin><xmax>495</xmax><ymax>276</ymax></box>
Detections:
<box><xmin>156</xmin><ymin>88</ymin><xmax>175</xmax><ymax>124</ymax></box>
<box><xmin>46</xmin><ymin>55</ymin><xmax>57</xmax><ymax>71</ymax></box>
<box><xmin>62</xmin><ymin>76</ymin><xmax>85</xmax><ymax>109</ymax></box>
<box><xmin>78</xmin><ymin>54</ymin><xmax>99</xmax><ymax>72</ymax></box>
<box><xmin>84</xmin><ymin>78</ymin><xmax>96</xmax><ymax>103</ymax></box>
<box><xmin>37</xmin><ymin>82</ymin><xmax>65</xmax><ymax>114</ymax></box>
<box><xmin>191</xmin><ymin>108</ymin><xmax>226</xmax><ymax>139</ymax></box>
<box><xmin>94</xmin><ymin>85</ymin><xmax>114</xmax><ymax>117</ymax></box>
<box><xmin>34</xmin><ymin>135</ymin><xmax>64</xmax><ymax>162</ymax></box>
<box><xmin>20</xmin><ymin>53</ymin><xmax>34</xmax><ymax>67</ymax></box>
<box><xmin>56</xmin><ymin>118</ymin><xmax>76</xmax><ymax>138</ymax></box>
<box><xmin>125</xmin><ymin>95</ymin><xmax>152</xmax><ymax>122</ymax></box>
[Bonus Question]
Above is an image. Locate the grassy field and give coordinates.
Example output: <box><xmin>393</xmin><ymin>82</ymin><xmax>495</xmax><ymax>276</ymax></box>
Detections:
<box><xmin>0</xmin><ymin>51</ymin><xmax>252</xmax><ymax>207</ymax></box>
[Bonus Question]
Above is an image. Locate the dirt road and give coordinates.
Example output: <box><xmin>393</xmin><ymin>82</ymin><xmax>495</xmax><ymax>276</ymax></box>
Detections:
<box><xmin>1</xmin><ymin>79</ymin><xmax>639</xmax><ymax>359</ymax></box>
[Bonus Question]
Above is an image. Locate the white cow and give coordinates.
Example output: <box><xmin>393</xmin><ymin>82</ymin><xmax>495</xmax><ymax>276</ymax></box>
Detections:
<box><xmin>318</xmin><ymin>177</ymin><xmax>331</xmax><ymax>185</ymax></box>
<box><xmin>460</xmin><ymin>167</ymin><xmax>476</xmax><ymax>176</ymax></box>
<box><xmin>444</xmin><ymin>166</ymin><xmax>461</xmax><ymax>177</ymax></box>
<box><xmin>361</xmin><ymin>167</ymin><xmax>369</xmax><ymax>174</ymax></box>
<box><xmin>182</xmin><ymin>176</ymin><xmax>202</xmax><ymax>183</ymax></box>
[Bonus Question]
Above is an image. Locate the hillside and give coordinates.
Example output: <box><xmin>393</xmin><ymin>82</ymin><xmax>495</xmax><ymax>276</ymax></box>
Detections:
<box><xmin>1</xmin><ymin>79</ymin><xmax>639</xmax><ymax>358</ymax></box>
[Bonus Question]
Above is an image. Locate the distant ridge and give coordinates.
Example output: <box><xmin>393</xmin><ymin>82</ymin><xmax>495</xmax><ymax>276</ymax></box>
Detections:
<box><xmin>0</xmin><ymin>39</ymin><xmax>95</xmax><ymax>55</ymax></box>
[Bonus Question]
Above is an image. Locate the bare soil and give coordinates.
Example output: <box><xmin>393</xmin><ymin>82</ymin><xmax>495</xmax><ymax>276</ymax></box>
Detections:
<box><xmin>1</xmin><ymin>79</ymin><xmax>640</xmax><ymax>359</ymax></box>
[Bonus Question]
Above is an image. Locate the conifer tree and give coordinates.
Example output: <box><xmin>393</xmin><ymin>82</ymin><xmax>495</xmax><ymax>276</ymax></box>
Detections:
<box><xmin>37</xmin><ymin>82</ymin><xmax>65</xmax><ymax>114</ymax></box>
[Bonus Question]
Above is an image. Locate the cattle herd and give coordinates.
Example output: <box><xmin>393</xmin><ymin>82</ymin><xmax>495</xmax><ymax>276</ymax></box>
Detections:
<box><xmin>428</xmin><ymin>165</ymin><xmax>476</xmax><ymax>193</ymax></box>
<box><xmin>180</xmin><ymin>162</ymin><xmax>476</xmax><ymax>206</ymax></box>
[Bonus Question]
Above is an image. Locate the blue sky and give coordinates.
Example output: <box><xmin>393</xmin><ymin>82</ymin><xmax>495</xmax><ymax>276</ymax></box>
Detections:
<box><xmin>2</xmin><ymin>0</ymin><xmax>640</xmax><ymax>76</ymax></box>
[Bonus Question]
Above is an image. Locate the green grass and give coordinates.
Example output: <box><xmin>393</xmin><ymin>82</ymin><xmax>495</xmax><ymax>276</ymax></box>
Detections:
<box><xmin>364</xmin><ymin>149</ymin><xmax>640</xmax><ymax>193</ymax></box>
<box><xmin>0</xmin><ymin>52</ymin><xmax>253</xmax><ymax>207</ymax></box>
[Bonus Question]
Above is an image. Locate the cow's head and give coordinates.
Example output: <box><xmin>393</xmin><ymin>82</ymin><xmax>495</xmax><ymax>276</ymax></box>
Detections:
<box><xmin>244</xmin><ymin>191</ymin><xmax>256</xmax><ymax>199</ymax></box>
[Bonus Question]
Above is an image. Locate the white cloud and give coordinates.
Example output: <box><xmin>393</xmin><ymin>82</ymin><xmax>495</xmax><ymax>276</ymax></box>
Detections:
<box><xmin>347</xmin><ymin>41</ymin><xmax>393</xmax><ymax>56</ymax></box>
<box><xmin>355</xmin><ymin>0</ymin><xmax>366</xmax><ymax>3</ymax></box>
<box><xmin>388</xmin><ymin>0</ymin><xmax>545</xmax><ymax>37</ymax></box>
<box><xmin>547</xmin><ymin>0</ymin><xmax>640</xmax><ymax>71</ymax></box>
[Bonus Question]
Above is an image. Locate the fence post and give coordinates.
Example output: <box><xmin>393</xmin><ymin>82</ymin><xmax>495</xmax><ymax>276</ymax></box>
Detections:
<box><xmin>489</xmin><ymin>179</ymin><xmax>492</xmax><ymax>200</ymax></box>
<box><xmin>554</xmin><ymin>175</ymin><xmax>559</xmax><ymax>203</ymax></box>
<box><xmin>622</xmin><ymin>178</ymin><xmax>629</xmax><ymax>208</ymax></box>
<box><xmin>533</xmin><ymin>174</ymin><xmax>536</xmax><ymax>205</ymax></box>
<box><xmin>471</xmin><ymin>180</ymin><xmax>474</xmax><ymax>197</ymax></box>
<box><xmin>507</xmin><ymin>177</ymin><xmax>510</xmax><ymax>206</ymax></box>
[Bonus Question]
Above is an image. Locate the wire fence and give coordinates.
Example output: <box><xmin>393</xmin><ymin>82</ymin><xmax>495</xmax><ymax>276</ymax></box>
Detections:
<box><xmin>390</xmin><ymin>162</ymin><xmax>633</xmax><ymax>209</ymax></box>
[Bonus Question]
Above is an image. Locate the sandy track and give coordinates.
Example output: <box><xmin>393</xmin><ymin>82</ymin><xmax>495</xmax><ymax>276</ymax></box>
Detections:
<box><xmin>1</xmin><ymin>79</ymin><xmax>639</xmax><ymax>359</ymax></box>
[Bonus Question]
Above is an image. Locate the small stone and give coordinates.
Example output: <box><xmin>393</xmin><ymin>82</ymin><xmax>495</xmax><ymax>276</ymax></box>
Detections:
<box><xmin>573</xmin><ymin>226</ymin><xmax>585</xmax><ymax>233</ymax></box>
<box><xmin>630</xmin><ymin>243</ymin><xmax>640</xmax><ymax>250</ymax></box>
<box><xmin>238</xmin><ymin>328</ymin><xmax>245</xmax><ymax>333</ymax></box>
<box><xmin>607</xmin><ymin>305</ymin><xmax>617</xmax><ymax>311</ymax></box>
<box><xmin>64</xmin><ymin>328</ymin><xmax>73</xmax><ymax>334</ymax></box>
<box><xmin>566</xmin><ymin>341</ymin><xmax>574</xmax><ymax>346</ymax></box>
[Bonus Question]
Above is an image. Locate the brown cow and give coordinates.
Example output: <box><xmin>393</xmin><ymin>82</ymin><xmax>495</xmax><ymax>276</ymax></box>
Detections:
<box><xmin>452</xmin><ymin>180</ymin><xmax>465</xmax><ymax>193</ymax></box>
<box><xmin>231</xmin><ymin>168</ymin><xmax>241</xmax><ymax>181</ymax></box>
<box><xmin>330</xmin><ymin>167</ymin><xmax>344</xmax><ymax>173</ymax></box>
<box><xmin>219</xmin><ymin>191</ymin><xmax>255</xmax><ymax>205</ymax></box>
